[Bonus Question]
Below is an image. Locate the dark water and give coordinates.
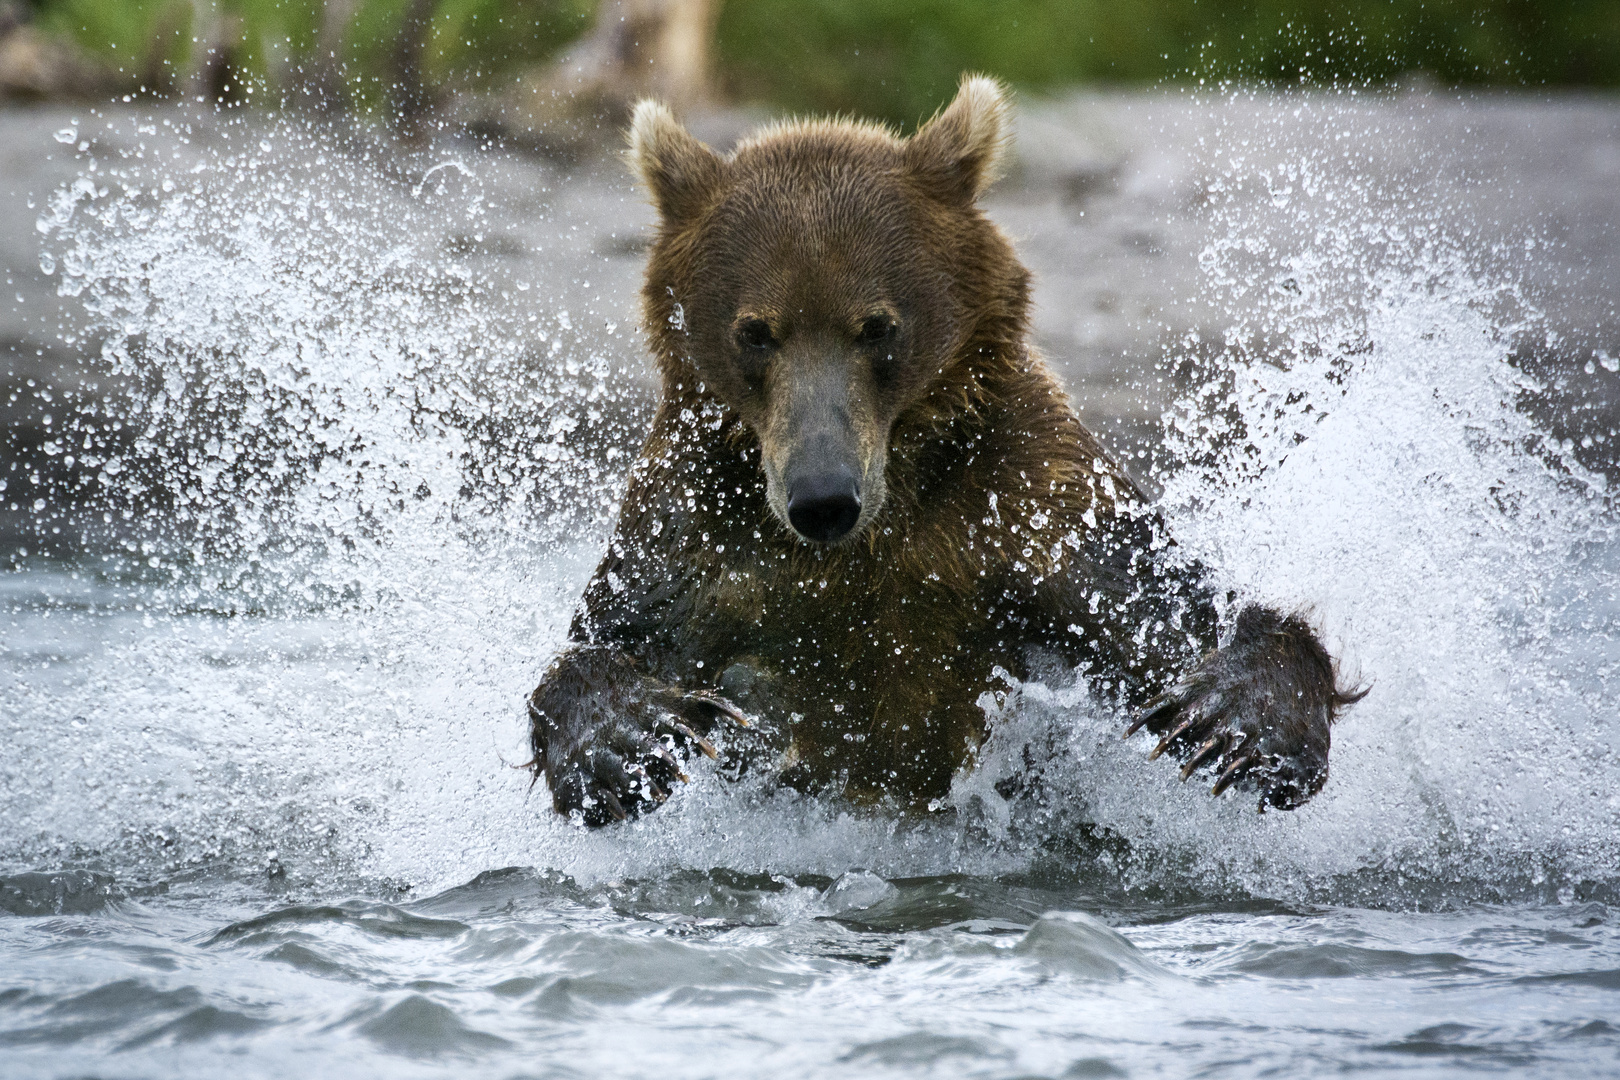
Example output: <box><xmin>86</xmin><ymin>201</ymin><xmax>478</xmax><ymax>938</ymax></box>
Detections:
<box><xmin>4</xmin><ymin>860</ymin><xmax>1620</xmax><ymax>1078</ymax></box>
<box><xmin>4</xmin><ymin>95</ymin><xmax>1620</xmax><ymax>1077</ymax></box>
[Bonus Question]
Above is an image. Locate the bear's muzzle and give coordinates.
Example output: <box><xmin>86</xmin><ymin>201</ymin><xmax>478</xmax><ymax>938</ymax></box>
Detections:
<box><xmin>786</xmin><ymin>467</ymin><xmax>862</xmax><ymax>543</ymax></box>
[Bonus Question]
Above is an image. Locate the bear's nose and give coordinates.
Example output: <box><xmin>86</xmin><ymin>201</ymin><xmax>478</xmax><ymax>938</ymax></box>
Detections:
<box><xmin>787</xmin><ymin>473</ymin><xmax>862</xmax><ymax>543</ymax></box>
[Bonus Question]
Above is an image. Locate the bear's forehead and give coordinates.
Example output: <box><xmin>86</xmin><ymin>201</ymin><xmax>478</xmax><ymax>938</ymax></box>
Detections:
<box><xmin>699</xmin><ymin>184</ymin><xmax>920</xmax><ymax>300</ymax></box>
<box><xmin>721</xmin><ymin>133</ymin><xmax>913</xmax><ymax>218</ymax></box>
<box><xmin>730</xmin><ymin>122</ymin><xmax>902</xmax><ymax>173</ymax></box>
<box><xmin>701</xmin><ymin>169</ymin><xmax>923</xmax><ymax>273</ymax></box>
<box><xmin>675</xmin><ymin>128</ymin><xmax>963</xmax><ymax>307</ymax></box>
<box><xmin>722</xmin><ymin>168</ymin><xmax>906</xmax><ymax>222</ymax></box>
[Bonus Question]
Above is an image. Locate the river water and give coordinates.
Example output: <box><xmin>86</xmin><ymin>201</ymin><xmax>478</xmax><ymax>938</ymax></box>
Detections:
<box><xmin>2</xmin><ymin>92</ymin><xmax>1619</xmax><ymax>1078</ymax></box>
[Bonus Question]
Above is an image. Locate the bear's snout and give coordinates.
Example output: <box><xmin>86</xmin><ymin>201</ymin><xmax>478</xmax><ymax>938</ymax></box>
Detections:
<box><xmin>786</xmin><ymin>469</ymin><xmax>862</xmax><ymax>543</ymax></box>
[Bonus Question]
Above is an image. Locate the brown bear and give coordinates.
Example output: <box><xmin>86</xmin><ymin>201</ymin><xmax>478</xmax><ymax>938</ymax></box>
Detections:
<box><xmin>528</xmin><ymin>75</ymin><xmax>1363</xmax><ymax>826</ymax></box>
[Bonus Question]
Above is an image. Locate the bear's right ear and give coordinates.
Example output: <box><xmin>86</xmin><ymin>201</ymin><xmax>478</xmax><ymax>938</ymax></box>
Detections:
<box><xmin>628</xmin><ymin>100</ymin><xmax>724</xmax><ymax>225</ymax></box>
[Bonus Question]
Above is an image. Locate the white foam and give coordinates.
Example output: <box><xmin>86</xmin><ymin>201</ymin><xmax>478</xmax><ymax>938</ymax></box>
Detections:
<box><xmin>10</xmin><ymin>99</ymin><xmax>1617</xmax><ymax>904</ymax></box>
<box><xmin>1022</xmin><ymin>93</ymin><xmax>1620</xmax><ymax>899</ymax></box>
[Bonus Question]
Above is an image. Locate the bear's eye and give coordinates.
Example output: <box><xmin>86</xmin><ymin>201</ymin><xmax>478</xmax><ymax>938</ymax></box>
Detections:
<box><xmin>735</xmin><ymin>318</ymin><xmax>777</xmax><ymax>352</ymax></box>
<box><xmin>858</xmin><ymin>314</ymin><xmax>895</xmax><ymax>345</ymax></box>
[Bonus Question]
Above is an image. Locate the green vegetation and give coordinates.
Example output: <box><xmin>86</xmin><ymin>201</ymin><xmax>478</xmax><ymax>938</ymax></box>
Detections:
<box><xmin>34</xmin><ymin>0</ymin><xmax>594</xmax><ymax>96</ymax></box>
<box><xmin>37</xmin><ymin>0</ymin><xmax>320</xmax><ymax>84</ymax></box>
<box><xmin>718</xmin><ymin>0</ymin><xmax>1620</xmax><ymax>124</ymax></box>
<box><xmin>342</xmin><ymin>0</ymin><xmax>594</xmax><ymax>89</ymax></box>
<box><xmin>27</xmin><ymin>0</ymin><xmax>1620</xmax><ymax>122</ymax></box>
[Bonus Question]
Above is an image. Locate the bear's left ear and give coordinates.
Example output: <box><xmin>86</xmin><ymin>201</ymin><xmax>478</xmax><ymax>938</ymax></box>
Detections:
<box><xmin>904</xmin><ymin>75</ymin><xmax>1010</xmax><ymax>206</ymax></box>
<box><xmin>629</xmin><ymin>99</ymin><xmax>725</xmax><ymax>225</ymax></box>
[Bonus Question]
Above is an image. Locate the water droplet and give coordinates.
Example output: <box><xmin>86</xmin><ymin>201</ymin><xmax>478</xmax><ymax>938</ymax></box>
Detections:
<box><xmin>53</xmin><ymin>127</ymin><xmax>76</xmax><ymax>144</ymax></box>
<box><xmin>38</xmin><ymin>252</ymin><xmax>54</xmax><ymax>275</ymax></box>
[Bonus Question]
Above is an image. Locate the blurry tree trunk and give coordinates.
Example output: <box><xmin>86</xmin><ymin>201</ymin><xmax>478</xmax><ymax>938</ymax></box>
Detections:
<box><xmin>186</xmin><ymin>1</ymin><xmax>243</xmax><ymax>102</ymax></box>
<box><xmin>645</xmin><ymin>0</ymin><xmax>721</xmax><ymax>112</ymax></box>
<box><xmin>297</xmin><ymin>0</ymin><xmax>362</xmax><ymax>111</ymax></box>
<box><xmin>516</xmin><ymin>0</ymin><xmax>721</xmax><ymax>131</ymax></box>
<box><xmin>0</xmin><ymin>5</ymin><xmax>121</xmax><ymax>102</ymax></box>
<box><xmin>391</xmin><ymin>0</ymin><xmax>438</xmax><ymax>140</ymax></box>
<box><xmin>139</xmin><ymin>0</ymin><xmax>189</xmax><ymax>96</ymax></box>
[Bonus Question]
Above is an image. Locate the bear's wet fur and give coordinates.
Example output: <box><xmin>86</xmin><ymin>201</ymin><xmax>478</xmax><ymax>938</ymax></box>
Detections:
<box><xmin>528</xmin><ymin>76</ymin><xmax>1364</xmax><ymax>826</ymax></box>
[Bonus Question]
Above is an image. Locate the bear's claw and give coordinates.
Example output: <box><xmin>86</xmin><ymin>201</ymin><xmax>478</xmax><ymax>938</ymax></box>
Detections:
<box><xmin>551</xmin><ymin>710</ymin><xmax>732</xmax><ymax>826</ymax></box>
<box><xmin>681</xmin><ymin>689</ymin><xmax>752</xmax><ymax>727</ymax></box>
<box><xmin>1178</xmin><ymin>733</ymin><xmax>1227</xmax><ymax>778</ymax></box>
<box><xmin>529</xmin><ymin>645</ymin><xmax>755</xmax><ymax>826</ymax></box>
<box><xmin>1124</xmin><ymin>606</ymin><xmax>1356</xmax><ymax>811</ymax></box>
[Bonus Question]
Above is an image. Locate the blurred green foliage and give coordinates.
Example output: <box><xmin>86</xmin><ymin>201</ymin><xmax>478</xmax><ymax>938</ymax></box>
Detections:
<box><xmin>37</xmin><ymin>0</ymin><xmax>319</xmax><ymax>82</ymax></box>
<box><xmin>716</xmin><ymin>0</ymin><xmax>1620</xmax><ymax>124</ymax></box>
<box><xmin>35</xmin><ymin>0</ymin><xmax>593</xmax><ymax>96</ymax></box>
<box><xmin>344</xmin><ymin>0</ymin><xmax>594</xmax><ymax>88</ymax></box>
<box><xmin>29</xmin><ymin>0</ymin><xmax>1620</xmax><ymax>120</ymax></box>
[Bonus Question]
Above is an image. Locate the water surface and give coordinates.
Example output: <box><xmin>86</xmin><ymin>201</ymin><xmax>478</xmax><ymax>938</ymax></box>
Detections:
<box><xmin>3</xmin><ymin>93</ymin><xmax>1619</xmax><ymax>1078</ymax></box>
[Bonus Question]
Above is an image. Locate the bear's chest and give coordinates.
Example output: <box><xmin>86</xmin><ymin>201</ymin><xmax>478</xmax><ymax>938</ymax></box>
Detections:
<box><xmin>695</xmin><ymin>556</ymin><xmax>1014</xmax><ymax>803</ymax></box>
<box><xmin>694</xmin><ymin>544</ymin><xmax>993</xmax><ymax>656</ymax></box>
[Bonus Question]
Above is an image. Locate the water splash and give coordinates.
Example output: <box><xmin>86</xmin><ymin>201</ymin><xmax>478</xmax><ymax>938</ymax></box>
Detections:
<box><xmin>972</xmin><ymin>92</ymin><xmax>1620</xmax><ymax>905</ymax></box>
<box><xmin>41</xmin><ymin>114</ymin><xmax>622</xmax><ymax>610</ymax></box>
<box><xmin>12</xmin><ymin>109</ymin><xmax>637</xmax><ymax>886</ymax></box>
<box><xmin>8</xmin><ymin>97</ymin><xmax>1618</xmax><ymax>907</ymax></box>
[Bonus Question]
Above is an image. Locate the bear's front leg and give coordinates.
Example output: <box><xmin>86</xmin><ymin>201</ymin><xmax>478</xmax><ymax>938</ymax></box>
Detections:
<box><xmin>1125</xmin><ymin>607</ymin><xmax>1364</xmax><ymax>810</ymax></box>
<box><xmin>528</xmin><ymin>645</ymin><xmax>750</xmax><ymax>826</ymax></box>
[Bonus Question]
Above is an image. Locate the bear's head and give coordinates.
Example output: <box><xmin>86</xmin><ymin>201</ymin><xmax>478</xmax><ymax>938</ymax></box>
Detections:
<box><xmin>631</xmin><ymin>75</ymin><xmax>1028</xmax><ymax>546</ymax></box>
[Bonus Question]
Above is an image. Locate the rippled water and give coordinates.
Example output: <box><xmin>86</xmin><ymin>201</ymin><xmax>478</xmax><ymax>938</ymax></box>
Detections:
<box><xmin>3</xmin><ymin>94</ymin><xmax>1619</xmax><ymax>1077</ymax></box>
<box><xmin>4</xmin><ymin>862</ymin><xmax>1620</xmax><ymax>1078</ymax></box>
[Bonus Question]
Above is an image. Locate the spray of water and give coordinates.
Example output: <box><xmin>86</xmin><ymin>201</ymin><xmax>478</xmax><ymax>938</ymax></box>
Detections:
<box><xmin>15</xmin><ymin>110</ymin><xmax>627</xmax><ymax>885</ymax></box>
<box><xmin>968</xmin><ymin>92</ymin><xmax>1620</xmax><ymax>906</ymax></box>
<box><xmin>10</xmin><ymin>97</ymin><xmax>1618</xmax><ymax>905</ymax></box>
